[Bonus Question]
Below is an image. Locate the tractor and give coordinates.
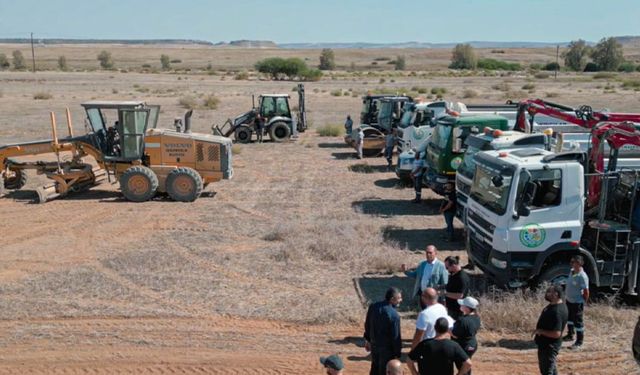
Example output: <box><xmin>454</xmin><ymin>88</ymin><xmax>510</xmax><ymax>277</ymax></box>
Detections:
<box><xmin>213</xmin><ymin>84</ymin><xmax>306</xmax><ymax>143</ymax></box>
<box><xmin>0</xmin><ymin>101</ymin><xmax>233</xmax><ymax>203</ymax></box>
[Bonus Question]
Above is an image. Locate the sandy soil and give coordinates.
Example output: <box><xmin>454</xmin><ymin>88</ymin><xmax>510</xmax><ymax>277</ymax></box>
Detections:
<box><xmin>0</xmin><ymin>48</ymin><xmax>639</xmax><ymax>373</ymax></box>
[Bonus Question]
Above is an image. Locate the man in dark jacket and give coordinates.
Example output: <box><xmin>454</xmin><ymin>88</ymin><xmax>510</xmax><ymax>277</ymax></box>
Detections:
<box><xmin>534</xmin><ymin>285</ymin><xmax>568</xmax><ymax>375</ymax></box>
<box><xmin>364</xmin><ymin>287</ymin><xmax>403</xmax><ymax>375</ymax></box>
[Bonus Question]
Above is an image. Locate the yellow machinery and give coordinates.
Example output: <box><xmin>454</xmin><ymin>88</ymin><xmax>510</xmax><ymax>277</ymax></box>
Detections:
<box><xmin>0</xmin><ymin>101</ymin><xmax>233</xmax><ymax>203</ymax></box>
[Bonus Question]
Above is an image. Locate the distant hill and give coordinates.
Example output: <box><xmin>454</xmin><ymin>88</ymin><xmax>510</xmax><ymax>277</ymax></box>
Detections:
<box><xmin>0</xmin><ymin>38</ymin><xmax>214</xmax><ymax>46</ymax></box>
<box><xmin>217</xmin><ymin>40</ymin><xmax>278</xmax><ymax>48</ymax></box>
<box><xmin>279</xmin><ymin>41</ymin><xmax>573</xmax><ymax>49</ymax></box>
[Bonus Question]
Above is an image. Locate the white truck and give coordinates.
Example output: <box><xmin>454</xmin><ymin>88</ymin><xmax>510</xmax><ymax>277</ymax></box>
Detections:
<box><xmin>465</xmin><ymin>131</ymin><xmax>640</xmax><ymax>295</ymax></box>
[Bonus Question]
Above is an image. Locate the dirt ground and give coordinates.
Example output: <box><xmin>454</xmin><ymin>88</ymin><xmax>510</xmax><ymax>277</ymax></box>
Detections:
<box><xmin>1</xmin><ymin>46</ymin><xmax>640</xmax><ymax>374</ymax></box>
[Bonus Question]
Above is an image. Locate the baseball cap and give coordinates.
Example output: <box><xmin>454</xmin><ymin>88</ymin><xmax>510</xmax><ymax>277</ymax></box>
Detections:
<box><xmin>320</xmin><ymin>354</ymin><xmax>344</xmax><ymax>370</ymax></box>
<box><xmin>458</xmin><ymin>296</ymin><xmax>479</xmax><ymax>310</ymax></box>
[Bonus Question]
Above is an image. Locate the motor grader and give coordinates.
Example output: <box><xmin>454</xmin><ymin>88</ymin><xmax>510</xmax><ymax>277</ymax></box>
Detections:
<box><xmin>0</xmin><ymin>101</ymin><xmax>233</xmax><ymax>203</ymax></box>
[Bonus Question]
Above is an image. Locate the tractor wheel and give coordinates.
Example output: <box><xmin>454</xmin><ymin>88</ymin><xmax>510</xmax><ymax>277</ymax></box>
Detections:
<box><xmin>538</xmin><ymin>263</ymin><xmax>571</xmax><ymax>287</ymax></box>
<box><xmin>119</xmin><ymin>166</ymin><xmax>158</xmax><ymax>202</ymax></box>
<box><xmin>4</xmin><ymin>169</ymin><xmax>27</xmax><ymax>190</ymax></box>
<box><xmin>234</xmin><ymin>126</ymin><xmax>253</xmax><ymax>143</ymax></box>
<box><xmin>269</xmin><ymin>122</ymin><xmax>291</xmax><ymax>142</ymax></box>
<box><xmin>166</xmin><ymin>167</ymin><xmax>203</xmax><ymax>202</ymax></box>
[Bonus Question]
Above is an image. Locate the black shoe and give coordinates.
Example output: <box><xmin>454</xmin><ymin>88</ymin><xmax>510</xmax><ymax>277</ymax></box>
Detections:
<box><xmin>562</xmin><ymin>334</ymin><xmax>574</xmax><ymax>342</ymax></box>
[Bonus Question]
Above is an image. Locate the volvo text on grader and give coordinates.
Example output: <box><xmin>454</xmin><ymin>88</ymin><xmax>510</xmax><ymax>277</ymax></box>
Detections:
<box><xmin>0</xmin><ymin>101</ymin><xmax>233</xmax><ymax>203</ymax></box>
<box><xmin>213</xmin><ymin>83</ymin><xmax>307</xmax><ymax>143</ymax></box>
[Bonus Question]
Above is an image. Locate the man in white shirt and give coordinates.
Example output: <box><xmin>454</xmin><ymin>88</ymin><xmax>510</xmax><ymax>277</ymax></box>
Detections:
<box><xmin>411</xmin><ymin>288</ymin><xmax>454</xmax><ymax>350</ymax></box>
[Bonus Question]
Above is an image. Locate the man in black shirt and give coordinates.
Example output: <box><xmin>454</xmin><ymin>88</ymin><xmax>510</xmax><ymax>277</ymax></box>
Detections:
<box><xmin>533</xmin><ymin>285</ymin><xmax>568</xmax><ymax>375</ymax></box>
<box><xmin>364</xmin><ymin>287</ymin><xmax>403</xmax><ymax>375</ymax></box>
<box><xmin>408</xmin><ymin>317</ymin><xmax>472</xmax><ymax>375</ymax></box>
<box><xmin>444</xmin><ymin>256</ymin><xmax>470</xmax><ymax>320</ymax></box>
<box><xmin>440</xmin><ymin>183</ymin><xmax>457</xmax><ymax>241</ymax></box>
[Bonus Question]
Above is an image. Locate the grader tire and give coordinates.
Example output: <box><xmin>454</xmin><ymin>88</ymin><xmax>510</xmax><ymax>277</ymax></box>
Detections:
<box><xmin>4</xmin><ymin>169</ymin><xmax>27</xmax><ymax>190</ymax></box>
<box><xmin>120</xmin><ymin>166</ymin><xmax>158</xmax><ymax>202</ymax></box>
<box><xmin>234</xmin><ymin>126</ymin><xmax>253</xmax><ymax>143</ymax></box>
<box><xmin>269</xmin><ymin>122</ymin><xmax>291</xmax><ymax>142</ymax></box>
<box><xmin>166</xmin><ymin>167</ymin><xmax>203</xmax><ymax>202</ymax></box>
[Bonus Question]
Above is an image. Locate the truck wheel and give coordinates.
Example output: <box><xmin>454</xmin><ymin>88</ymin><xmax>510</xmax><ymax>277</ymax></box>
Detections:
<box><xmin>234</xmin><ymin>126</ymin><xmax>253</xmax><ymax>143</ymax></box>
<box><xmin>4</xmin><ymin>169</ymin><xmax>27</xmax><ymax>190</ymax></box>
<box><xmin>538</xmin><ymin>263</ymin><xmax>571</xmax><ymax>287</ymax></box>
<box><xmin>120</xmin><ymin>166</ymin><xmax>158</xmax><ymax>202</ymax></box>
<box><xmin>269</xmin><ymin>122</ymin><xmax>291</xmax><ymax>142</ymax></box>
<box><xmin>166</xmin><ymin>167</ymin><xmax>203</xmax><ymax>202</ymax></box>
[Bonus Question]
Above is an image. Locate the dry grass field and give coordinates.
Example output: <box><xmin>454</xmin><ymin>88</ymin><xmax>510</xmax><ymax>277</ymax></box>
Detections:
<box><xmin>0</xmin><ymin>44</ymin><xmax>639</xmax><ymax>374</ymax></box>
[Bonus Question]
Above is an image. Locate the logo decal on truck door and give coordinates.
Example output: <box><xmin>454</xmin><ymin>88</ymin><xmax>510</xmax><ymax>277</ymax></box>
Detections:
<box><xmin>520</xmin><ymin>223</ymin><xmax>546</xmax><ymax>248</ymax></box>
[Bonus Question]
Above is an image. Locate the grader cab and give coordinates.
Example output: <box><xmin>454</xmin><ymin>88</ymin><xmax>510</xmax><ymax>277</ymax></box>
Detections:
<box><xmin>0</xmin><ymin>101</ymin><xmax>233</xmax><ymax>203</ymax></box>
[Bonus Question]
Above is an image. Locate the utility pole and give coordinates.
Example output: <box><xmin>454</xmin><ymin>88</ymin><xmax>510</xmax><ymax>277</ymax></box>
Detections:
<box><xmin>554</xmin><ymin>44</ymin><xmax>559</xmax><ymax>79</ymax></box>
<box><xmin>30</xmin><ymin>32</ymin><xmax>36</xmax><ymax>73</ymax></box>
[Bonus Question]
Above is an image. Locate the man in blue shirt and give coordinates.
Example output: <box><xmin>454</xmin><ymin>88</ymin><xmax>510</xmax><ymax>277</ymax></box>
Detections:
<box><xmin>402</xmin><ymin>245</ymin><xmax>448</xmax><ymax>309</ymax></box>
<box><xmin>345</xmin><ymin>115</ymin><xmax>353</xmax><ymax>135</ymax></box>
<box><xmin>563</xmin><ymin>255</ymin><xmax>589</xmax><ymax>349</ymax></box>
<box><xmin>410</xmin><ymin>151</ymin><xmax>425</xmax><ymax>203</ymax></box>
<box><xmin>364</xmin><ymin>287</ymin><xmax>403</xmax><ymax>375</ymax></box>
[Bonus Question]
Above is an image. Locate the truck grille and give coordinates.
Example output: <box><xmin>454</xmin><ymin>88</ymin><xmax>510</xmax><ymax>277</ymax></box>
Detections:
<box><xmin>467</xmin><ymin>210</ymin><xmax>495</xmax><ymax>236</ymax></box>
<box><xmin>456</xmin><ymin>178</ymin><xmax>471</xmax><ymax>196</ymax></box>
<box><xmin>208</xmin><ymin>145</ymin><xmax>220</xmax><ymax>161</ymax></box>
<box><xmin>196</xmin><ymin>144</ymin><xmax>204</xmax><ymax>162</ymax></box>
<box><xmin>469</xmin><ymin>235</ymin><xmax>492</xmax><ymax>264</ymax></box>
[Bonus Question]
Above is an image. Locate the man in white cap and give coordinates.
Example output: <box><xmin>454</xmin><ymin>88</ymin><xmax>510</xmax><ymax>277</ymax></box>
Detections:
<box><xmin>452</xmin><ymin>296</ymin><xmax>481</xmax><ymax>366</ymax></box>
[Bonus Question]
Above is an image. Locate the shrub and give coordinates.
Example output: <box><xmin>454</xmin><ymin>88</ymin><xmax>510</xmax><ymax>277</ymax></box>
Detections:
<box><xmin>234</xmin><ymin>71</ymin><xmax>249</xmax><ymax>80</ymax></box>
<box><xmin>57</xmin><ymin>55</ymin><xmax>68</xmax><ymax>71</ymax></box>
<box><xmin>97</xmin><ymin>50</ymin><xmax>114</xmax><ymax>69</ymax></box>
<box><xmin>231</xmin><ymin>144</ymin><xmax>242</xmax><ymax>155</ymax></box>
<box><xmin>563</xmin><ymin>39</ymin><xmax>590</xmax><ymax>71</ymax></box>
<box><xmin>255</xmin><ymin>57</ymin><xmax>319</xmax><ymax>80</ymax></box>
<box><xmin>33</xmin><ymin>92</ymin><xmax>52</xmax><ymax>100</ymax></box>
<box><xmin>374</xmin><ymin>57</ymin><xmax>391</xmax><ymax>61</ymax></box>
<box><xmin>319</xmin><ymin>48</ymin><xmax>336</xmax><ymax>70</ymax></box>
<box><xmin>617</xmin><ymin>62</ymin><xmax>636</xmax><ymax>72</ymax></box>
<box><xmin>478</xmin><ymin>58</ymin><xmax>522</xmax><ymax>71</ymax></box>
<box><xmin>593</xmin><ymin>72</ymin><xmax>616</xmax><ymax>79</ymax></box>
<box><xmin>202</xmin><ymin>95</ymin><xmax>220</xmax><ymax>109</ymax></box>
<box><xmin>141</xmin><ymin>64</ymin><xmax>151</xmax><ymax>68</ymax></box>
<box><xmin>534</xmin><ymin>72</ymin><xmax>550</xmax><ymax>79</ymax></box>
<box><xmin>622</xmin><ymin>80</ymin><xmax>640</xmax><ymax>90</ymax></box>
<box><xmin>462</xmin><ymin>89</ymin><xmax>478</xmax><ymax>98</ymax></box>
<box><xmin>160</xmin><ymin>54</ymin><xmax>171</xmax><ymax>70</ymax></box>
<box><xmin>522</xmin><ymin>83</ymin><xmax>536</xmax><ymax>91</ymax></box>
<box><xmin>12</xmin><ymin>50</ymin><xmax>26</xmax><ymax>70</ymax></box>
<box><xmin>543</xmin><ymin>62</ymin><xmax>560</xmax><ymax>71</ymax></box>
<box><xmin>394</xmin><ymin>55</ymin><xmax>406</xmax><ymax>71</ymax></box>
<box><xmin>316</xmin><ymin>124</ymin><xmax>344</xmax><ymax>137</ymax></box>
<box><xmin>0</xmin><ymin>53</ymin><xmax>9</xmax><ymax>69</ymax></box>
<box><xmin>491</xmin><ymin>82</ymin><xmax>510</xmax><ymax>91</ymax></box>
<box><xmin>591</xmin><ymin>37</ymin><xmax>624</xmax><ymax>71</ymax></box>
<box><xmin>545</xmin><ymin>92</ymin><xmax>559</xmax><ymax>98</ymax></box>
<box><xmin>178</xmin><ymin>95</ymin><xmax>198</xmax><ymax>109</ymax></box>
<box><xmin>584</xmin><ymin>62</ymin><xmax>600</xmax><ymax>72</ymax></box>
<box><xmin>170</xmin><ymin>59</ymin><xmax>182</xmax><ymax>64</ymax></box>
<box><xmin>449</xmin><ymin>43</ymin><xmax>477</xmax><ymax>69</ymax></box>
<box><xmin>529</xmin><ymin>63</ymin><xmax>543</xmax><ymax>70</ymax></box>
<box><xmin>330</xmin><ymin>90</ymin><xmax>343</xmax><ymax>97</ymax></box>
<box><xmin>430</xmin><ymin>87</ymin><xmax>447</xmax><ymax>96</ymax></box>
<box><xmin>300</xmin><ymin>68</ymin><xmax>323</xmax><ymax>81</ymax></box>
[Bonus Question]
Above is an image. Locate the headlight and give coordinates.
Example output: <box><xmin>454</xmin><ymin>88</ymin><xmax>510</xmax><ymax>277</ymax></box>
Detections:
<box><xmin>491</xmin><ymin>257</ymin><xmax>507</xmax><ymax>269</ymax></box>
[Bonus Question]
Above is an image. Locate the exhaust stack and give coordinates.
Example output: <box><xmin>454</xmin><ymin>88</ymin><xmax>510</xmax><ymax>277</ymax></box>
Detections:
<box><xmin>184</xmin><ymin>110</ymin><xmax>193</xmax><ymax>133</ymax></box>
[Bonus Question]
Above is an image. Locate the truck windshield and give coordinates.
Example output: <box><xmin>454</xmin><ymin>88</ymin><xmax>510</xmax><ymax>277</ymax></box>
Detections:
<box><xmin>458</xmin><ymin>137</ymin><xmax>491</xmax><ymax>179</ymax></box>
<box><xmin>430</xmin><ymin>124</ymin><xmax>451</xmax><ymax>150</ymax></box>
<box><xmin>470</xmin><ymin>164</ymin><xmax>514</xmax><ymax>215</ymax></box>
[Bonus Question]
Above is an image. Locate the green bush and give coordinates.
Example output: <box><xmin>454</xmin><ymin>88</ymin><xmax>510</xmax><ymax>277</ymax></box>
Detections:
<box><xmin>477</xmin><ymin>58</ymin><xmax>522</xmax><ymax>71</ymax></box>
<box><xmin>543</xmin><ymin>62</ymin><xmax>560</xmax><ymax>71</ymax></box>
<box><xmin>170</xmin><ymin>59</ymin><xmax>182</xmax><ymax>64</ymax></box>
<box><xmin>491</xmin><ymin>82</ymin><xmax>510</xmax><ymax>91</ymax></box>
<box><xmin>522</xmin><ymin>83</ymin><xmax>536</xmax><ymax>90</ymax></box>
<box><xmin>462</xmin><ymin>89</ymin><xmax>478</xmax><ymax>98</ymax></box>
<box><xmin>617</xmin><ymin>62</ymin><xmax>636</xmax><ymax>72</ymax></box>
<box><xmin>319</xmin><ymin>48</ymin><xmax>336</xmax><ymax>70</ymax></box>
<box><xmin>256</xmin><ymin>57</ymin><xmax>321</xmax><ymax>81</ymax></box>
<box><xmin>430</xmin><ymin>87</ymin><xmax>447</xmax><ymax>96</ymax></box>
<box><xmin>160</xmin><ymin>54</ymin><xmax>171</xmax><ymax>70</ymax></box>
<box><xmin>584</xmin><ymin>62</ymin><xmax>600</xmax><ymax>72</ymax></box>
<box><xmin>316</xmin><ymin>124</ymin><xmax>344</xmax><ymax>137</ymax></box>
<box><xmin>0</xmin><ymin>53</ymin><xmax>9</xmax><ymax>70</ymax></box>
<box><xmin>449</xmin><ymin>43</ymin><xmax>477</xmax><ymax>69</ymax></box>
<box><xmin>97</xmin><ymin>50</ymin><xmax>114</xmax><ymax>69</ymax></box>
<box><xmin>12</xmin><ymin>50</ymin><xmax>26</xmax><ymax>70</ymax></box>
<box><xmin>58</xmin><ymin>55</ymin><xmax>68</xmax><ymax>71</ymax></box>
<box><xmin>234</xmin><ymin>71</ymin><xmax>249</xmax><ymax>80</ymax></box>
<box><xmin>534</xmin><ymin>72</ymin><xmax>550</xmax><ymax>79</ymax></box>
<box><xmin>622</xmin><ymin>80</ymin><xmax>640</xmax><ymax>90</ymax></box>
<box><xmin>330</xmin><ymin>90</ymin><xmax>343</xmax><ymax>97</ymax></box>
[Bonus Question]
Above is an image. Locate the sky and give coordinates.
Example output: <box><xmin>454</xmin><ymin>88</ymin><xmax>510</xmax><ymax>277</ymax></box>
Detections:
<box><xmin>0</xmin><ymin>0</ymin><xmax>638</xmax><ymax>44</ymax></box>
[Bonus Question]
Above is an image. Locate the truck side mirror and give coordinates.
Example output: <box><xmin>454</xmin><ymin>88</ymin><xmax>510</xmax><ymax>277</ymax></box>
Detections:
<box><xmin>491</xmin><ymin>175</ymin><xmax>503</xmax><ymax>187</ymax></box>
<box><xmin>516</xmin><ymin>181</ymin><xmax>537</xmax><ymax>218</ymax></box>
<box><xmin>517</xmin><ymin>205</ymin><xmax>531</xmax><ymax>217</ymax></box>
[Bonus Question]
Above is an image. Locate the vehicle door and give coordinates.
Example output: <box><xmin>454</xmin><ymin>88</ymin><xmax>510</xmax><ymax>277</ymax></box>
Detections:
<box><xmin>118</xmin><ymin>109</ymin><xmax>150</xmax><ymax>160</ymax></box>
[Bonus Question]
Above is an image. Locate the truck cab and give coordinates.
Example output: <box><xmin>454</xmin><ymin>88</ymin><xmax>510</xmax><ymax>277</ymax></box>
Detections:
<box><xmin>424</xmin><ymin>115</ymin><xmax>509</xmax><ymax>195</ymax></box>
<box><xmin>466</xmin><ymin>148</ymin><xmax>585</xmax><ymax>288</ymax></box>
<box><xmin>456</xmin><ymin>130</ymin><xmax>550</xmax><ymax>221</ymax></box>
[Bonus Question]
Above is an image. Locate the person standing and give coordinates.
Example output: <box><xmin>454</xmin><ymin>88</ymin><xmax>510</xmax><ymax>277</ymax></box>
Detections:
<box><xmin>411</xmin><ymin>288</ymin><xmax>454</xmax><ymax>350</ymax></box>
<box><xmin>356</xmin><ymin>127</ymin><xmax>365</xmax><ymax>159</ymax></box>
<box><xmin>402</xmin><ymin>245</ymin><xmax>448</xmax><ymax>309</ymax></box>
<box><xmin>345</xmin><ymin>115</ymin><xmax>353</xmax><ymax>135</ymax></box>
<box><xmin>410</xmin><ymin>151</ymin><xmax>425</xmax><ymax>203</ymax></box>
<box><xmin>384</xmin><ymin>128</ymin><xmax>397</xmax><ymax>169</ymax></box>
<box><xmin>564</xmin><ymin>255</ymin><xmax>589</xmax><ymax>349</ymax></box>
<box><xmin>444</xmin><ymin>256</ymin><xmax>470</xmax><ymax>320</ymax></box>
<box><xmin>408</xmin><ymin>317</ymin><xmax>472</xmax><ymax>375</ymax></box>
<box><xmin>440</xmin><ymin>183</ymin><xmax>457</xmax><ymax>241</ymax></box>
<box><xmin>320</xmin><ymin>354</ymin><xmax>345</xmax><ymax>375</ymax></box>
<box><xmin>255</xmin><ymin>114</ymin><xmax>265</xmax><ymax>143</ymax></box>
<box><xmin>452</xmin><ymin>297</ymin><xmax>481</xmax><ymax>368</ymax></box>
<box><xmin>364</xmin><ymin>287</ymin><xmax>403</xmax><ymax>375</ymax></box>
<box><xmin>534</xmin><ymin>285</ymin><xmax>568</xmax><ymax>375</ymax></box>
